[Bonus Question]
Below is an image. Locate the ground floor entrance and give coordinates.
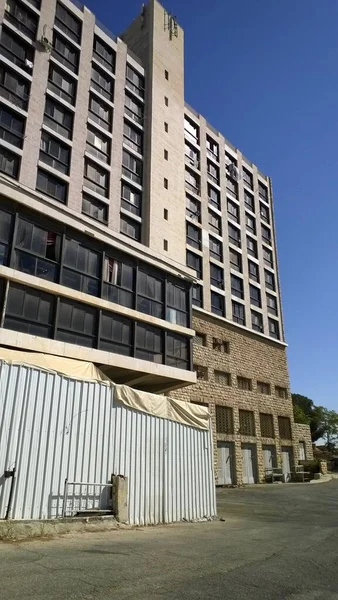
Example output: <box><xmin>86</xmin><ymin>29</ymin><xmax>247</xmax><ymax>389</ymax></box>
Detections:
<box><xmin>217</xmin><ymin>441</ymin><xmax>235</xmax><ymax>485</ymax></box>
<box><xmin>241</xmin><ymin>443</ymin><xmax>257</xmax><ymax>484</ymax></box>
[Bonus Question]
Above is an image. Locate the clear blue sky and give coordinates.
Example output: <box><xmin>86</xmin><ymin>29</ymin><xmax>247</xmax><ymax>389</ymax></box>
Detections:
<box><xmin>86</xmin><ymin>0</ymin><xmax>338</xmax><ymax>410</ymax></box>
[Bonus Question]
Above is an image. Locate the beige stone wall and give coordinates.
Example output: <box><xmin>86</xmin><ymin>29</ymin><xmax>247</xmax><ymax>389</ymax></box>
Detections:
<box><xmin>293</xmin><ymin>423</ymin><xmax>314</xmax><ymax>461</ymax></box>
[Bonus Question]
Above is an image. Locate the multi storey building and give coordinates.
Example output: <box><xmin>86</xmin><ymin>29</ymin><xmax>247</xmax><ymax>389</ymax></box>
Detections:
<box><xmin>0</xmin><ymin>0</ymin><xmax>312</xmax><ymax>483</ymax></box>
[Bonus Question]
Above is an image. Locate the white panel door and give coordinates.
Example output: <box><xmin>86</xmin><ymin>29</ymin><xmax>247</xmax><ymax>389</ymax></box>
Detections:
<box><xmin>217</xmin><ymin>443</ymin><xmax>232</xmax><ymax>485</ymax></box>
<box><xmin>263</xmin><ymin>448</ymin><xmax>273</xmax><ymax>471</ymax></box>
<box><xmin>242</xmin><ymin>446</ymin><xmax>255</xmax><ymax>484</ymax></box>
<box><xmin>282</xmin><ymin>447</ymin><xmax>293</xmax><ymax>481</ymax></box>
<box><xmin>299</xmin><ymin>442</ymin><xmax>306</xmax><ymax>461</ymax></box>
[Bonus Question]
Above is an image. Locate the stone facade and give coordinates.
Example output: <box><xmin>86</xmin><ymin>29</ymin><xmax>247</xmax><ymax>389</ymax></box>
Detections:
<box><xmin>293</xmin><ymin>423</ymin><xmax>314</xmax><ymax>462</ymax></box>
<box><xmin>171</xmin><ymin>312</ymin><xmax>313</xmax><ymax>484</ymax></box>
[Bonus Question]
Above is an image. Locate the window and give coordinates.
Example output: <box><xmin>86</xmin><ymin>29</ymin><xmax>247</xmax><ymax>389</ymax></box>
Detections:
<box><xmin>249</xmin><ymin>284</ymin><xmax>261</xmax><ymax>307</ymax></box>
<box><xmin>247</xmin><ymin>236</ymin><xmax>257</xmax><ymax>258</ymax></box>
<box><xmin>230</xmin><ymin>248</ymin><xmax>242</xmax><ymax>273</ymax></box>
<box><xmin>184</xmin><ymin>116</ymin><xmax>199</xmax><ymax>145</ymax></box>
<box><xmin>187</xmin><ymin>251</ymin><xmax>202</xmax><ymax>279</ymax></box>
<box><xmin>82</xmin><ymin>194</ymin><xmax>108</xmax><ymax>224</ymax></box>
<box><xmin>0</xmin><ymin>26</ymin><xmax>34</xmax><ymax>70</ymax></box>
<box><xmin>194</xmin><ymin>332</ymin><xmax>206</xmax><ymax>346</ymax></box>
<box><xmin>121</xmin><ymin>182</ymin><xmax>141</xmax><ymax>216</ymax></box>
<box><xmin>257</xmin><ymin>381</ymin><xmax>271</xmax><ymax>395</ymax></box>
<box><xmin>166</xmin><ymin>279</ymin><xmax>188</xmax><ymax>326</ymax></box>
<box><xmin>225</xmin><ymin>151</ymin><xmax>237</xmax><ymax>167</ymax></box>
<box><xmin>276</xmin><ymin>386</ymin><xmax>288</xmax><ymax>399</ymax></box>
<box><xmin>167</xmin><ymin>333</ymin><xmax>189</xmax><ymax>369</ymax></box>
<box><xmin>211</xmin><ymin>291</ymin><xmax>225</xmax><ymax>317</ymax></box>
<box><xmin>186</xmin><ymin>195</ymin><xmax>201</xmax><ymax>222</ymax></box>
<box><xmin>260</xmin><ymin>202</ymin><xmax>270</xmax><ymax>223</ymax></box>
<box><xmin>268</xmin><ymin>318</ymin><xmax>280</xmax><ymax>340</ymax></box>
<box><xmin>185</xmin><ymin>142</ymin><xmax>199</xmax><ymax>168</ymax></box>
<box><xmin>207</xmin><ymin>160</ymin><xmax>219</xmax><ymax>185</ymax></box>
<box><xmin>0</xmin><ymin>146</ymin><xmax>20</xmax><ymax>178</ymax></box>
<box><xmin>227</xmin><ymin>199</ymin><xmax>239</xmax><ymax>223</ymax></box>
<box><xmin>228</xmin><ymin>223</ymin><xmax>241</xmax><ymax>248</ymax></box>
<box><xmin>164</xmin><ymin>122</ymin><xmax>168</xmax><ymax>133</ymax></box>
<box><xmin>91</xmin><ymin>64</ymin><xmax>114</xmax><ymax>101</ymax></box>
<box><xmin>93</xmin><ymin>36</ymin><xmax>115</xmax><ymax>72</ymax></box>
<box><xmin>5</xmin><ymin>0</ymin><xmax>38</xmax><ymax>40</ymax></box>
<box><xmin>0</xmin><ymin>105</ymin><xmax>25</xmax><ymax>148</ymax></box>
<box><xmin>55</xmin><ymin>2</ymin><xmax>82</xmax><ymax>43</ymax></box>
<box><xmin>126</xmin><ymin>65</ymin><xmax>144</xmax><ymax>98</ymax></box>
<box><xmin>239</xmin><ymin>410</ymin><xmax>255</xmax><ymax>436</ymax></box>
<box><xmin>164</xmin><ymin>149</ymin><xmax>168</xmax><ymax>160</ymax></box>
<box><xmin>165</xmin><ymin>69</ymin><xmax>169</xmax><ymax>80</ymax></box>
<box><xmin>61</xmin><ymin>237</ymin><xmax>100</xmax><ymax>296</ymax></box>
<box><xmin>36</xmin><ymin>168</ymin><xmax>67</xmax><ymax>202</ymax></box>
<box><xmin>120</xmin><ymin>215</ymin><xmax>141</xmax><ymax>241</ymax></box>
<box><xmin>251</xmin><ymin>310</ymin><xmax>263</xmax><ymax>333</ymax></box>
<box><xmin>260</xmin><ymin>413</ymin><xmax>275</xmax><ymax>438</ymax></box>
<box><xmin>209</xmin><ymin>236</ymin><xmax>222</xmax><ymax>261</ymax></box>
<box><xmin>265</xmin><ymin>270</ymin><xmax>275</xmax><ymax>291</ymax></box>
<box><xmin>0</xmin><ymin>64</ymin><xmax>30</xmax><ymax>109</ymax></box>
<box><xmin>216</xmin><ymin>405</ymin><xmax>234</xmax><ymax>434</ymax></box>
<box><xmin>164</xmin><ymin>96</ymin><xmax>168</xmax><ymax>106</ymax></box>
<box><xmin>185</xmin><ymin>168</ymin><xmax>200</xmax><ymax>194</ymax></box>
<box><xmin>40</xmin><ymin>132</ymin><xmax>70</xmax><ymax>174</ymax></box>
<box><xmin>206</xmin><ymin>135</ymin><xmax>219</xmax><ymax>161</ymax></box>
<box><xmin>135</xmin><ymin>323</ymin><xmax>163</xmax><ymax>363</ymax></box>
<box><xmin>263</xmin><ymin>246</ymin><xmax>273</xmax><ymax>268</ymax></box>
<box><xmin>232</xmin><ymin>301</ymin><xmax>245</xmax><ymax>325</ymax></box>
<box><xmin>86</xmin><ymin>126</ymin><xmax>110</xmax><ymax>163</ymax></box>
<box><xmin>261</xmin><ymin>224</ymin><xmax>272</xmax><ymax>245</ymax></box>
<box><xmin>99</xmin><ymin>312</ymin><xmax>132</xmax><ymax>356</ymax></box>
<box><xmin>278</xmin><ymin>416</ymin><xmax>291</xmax><ymax>439</ymax></box>
<box><xmin>246</xmin><ymin>213</ymin><xmax>256</xmax><ymax>234</ymax></box>
<box><xmin>52</xmin><ymin>32</ymin><xmax>79</xmax><ymax>74</ymax></box>
<box><xmin>48</xmin><ymin>63</ymin><xmax>77</xmax><ymax>105</ymax></box>
<box><xmin>84</xmin><ymin>160</ymin><xmax>109</xmax><ymax>197</ymax></box>
<box><xmin>192</xmin><ymin>283</ymin><xmax>203</xmax><ymax>307</ymax></box>
<box><xmin>186</xmin><ymin>223</ymin><xmax>201</xmax><ymax>250</ymax></box>
<box><xmin>208</xmin><ymin>185</ymin><xmax>220</xmax><ymax>210</ymax></box>
<box><xmin>122</xmin><ymin>150</ymin><xmax>142</xmax><ymax>185</ymax></box>
<box><xmin>0</xmin><ymin>208</ymin><xmax>14</xmax><ymax>266</ymax></box>
<box><xmin>267</xmin><ymin>293</ymin><xmax>278</xmax><ymax>316</ymax></box>
<box><xmin>88</xmin><ymin>94</ymin><xmax>112</xmax><ymax>130</ymax></box>
<box><xmin>44</xmin><ymin>98</ymin><xmax>73</xmax><ymax>140</ymax></box>
<box><xmin>4</xmin><ymin>283</ymin><xmax>54</xmax><ymax>338</ymax></box>
<box><xmin>14</xmin><ymin>217</ymin><xmax>61</xmax><ymax>282</ymax></box>
<box><xmin>137</xmin><ymin>269</ymin><xmax>163</xmax><ymax>318</ymax></box>
<box><xmin>125</xmin><ymin>92</ymin><xmax>143</xmax><ymax>125</ymax></box>
<box><xmin>237</xmin><ymin>376</ymin><xmax>252</xmax><ymax>391</ymax></box>
<box><xmin>210</xmin><ymin>263</ymin><xmax>224</xmax><ymax>289</ymax></box>
<box><xmin>231</xmin><ymin>275</ymin><xmax>244</xmax><ymax>299</ymax></box>
<box><xmin>208</xmin><ymin>210</ymin><xmax>222</xmax><ymax>236</ymax></box>
<box><xmin>226</xmin><ymin>177</ymin><xmax>238</xmax><ymax>198</ymax></box>
<box><xmin>242</xmin><ymin>167</ymin><xmax>253</xmax><ymax>190</ymax></box>
<box><xmin>244</xmin><ymin>190</ymin><xmax>255</xmax><ymax>212</ymax></box>
<box><xmin>258</xmin><ymin>181</ymin><xmax>268</xmax><ymax>202</ymax></box>
<box><xmin>195</xmin><ymin>365</ymin><xmax>208</xmax><ymax>380</ymax></box>
<box><xmin>56</xmin><ymin>299</ymin><xmax>97</xmax><ymax>348</ymax></box>
<box><xmin>164</xmin><ymin>177</ymin><xmax>168</xmax><ymax>189</ymax></box>
<box><xmin>213</xmin><ymin>338</ymin><xmax>229</xmax><ymax>353</ymax></box>
<box><xmin>102</xmin><ymin>256</ymin><xmax>134</xmax><ymax>308</ymax></box>
<box><xmin>215</xmin><ymin>370</ymin><xmax>231</xmax><ymax>386</ymax></box>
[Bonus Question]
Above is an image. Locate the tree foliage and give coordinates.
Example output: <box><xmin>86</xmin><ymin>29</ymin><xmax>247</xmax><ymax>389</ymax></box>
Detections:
<box><xmin>291</xmin><ymin>394</ymin><xmax>337</xmax><ymax>445</ymax></box>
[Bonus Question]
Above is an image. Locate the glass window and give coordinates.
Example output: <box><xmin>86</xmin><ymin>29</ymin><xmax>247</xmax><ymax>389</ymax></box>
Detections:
<box><xmin>226</xmin><ymin>176</ymin><xmax>238</xmax><ymax>197</ymax></box>
<box><xmin>267</xmin><ymin>293</ymin><xmax>278</xmax><ymax>316</ymax></box>
<box><xmin>93</xmin><ymin>36</ymin><xmax>115</xmax><ymax>72</ymax></box>
<box><xmin>48</xmin><ymin>63</ymin><xmax>77</xmax><ymax>105</ymax></box>
<box><xmin>186</xmin><ymin>195</ymin><xmax>201</xmax><ymax>222</ymax></box>
<box><xmin>207</xmin><ymin>160</ymin><xmax>219</xmax><ymax>184</ymax></box>
<box><xmin>209</xmin><ymin>236</ymin><xmax>222</xmax><ymax>261</ymax></box>
<box><xmin>4</xmin><ymin>283</ymin><xmax>54</xmax><ymax>338</ymax></box>
<box><xmin>208</xmin><ymin>184</ymin><xmax>220</xmax><ymax>210</ymax></box>
<box><xmin>14</xmin><ymin>217</ymin><xmax>61</xmax><ymax>282</ymax></box>
<box><xmin>121</xmin><ymin>182</ymin><xmax>142</xmax><ymax>216</ymax></box>
<box><xmin>211</xmin><ymin>291</ymin><xmax>225</xmax><ymax>317</ymax></box>
<box><xmin>210</xmin><ymin>263</ymin><xmax>224</xmax><ymax>289</ymax></box>
<box><xmin>0</xmin><ymin>104</ymin><xmax>25</xmax><ymax>148</ymax></box>
<box><xmin>126</xmin><ymin>65</ymin><xmax>144</xmax><ymax>98</ymax></box>
<box><xmin>40</xmin><ymin>131</ymin><xmax>70</xmax><ymax>174</ymax></box>
<box><xmin>227</xmin><ymin>199</ymin><xmax>239</xmax><ymax>223</ymax></box>
<box><xmin>166</xmin><ymin>280</ymin><xmax>188</xmax><ymax>326</ymax></box>
<box><xmin>242</xmin><ymin>167</ymin><xmax>253</xmax><ymax>189</ymax></box>
<box><xmin>231</xmin><ymin>274</ymin><xmax>244</xmax><ymax>299</ymax></box>
<box><xmin>137</xmin><ymin>269</ymin><xmax>163</xmax><ymax>319</ymax></box>
<box><xmin>44</xmin><ymin>98</ymin><xmax>73</xmax><ymax>140</ymax></box>
<box><xmin>55</xmin><ymin>2</ymin><xmax>82</xmax><ymax>44</ymax></box>
<box><xmin>232</xmin><ymin>301</ymin><xmax>245</xmax><ymax>325</ymax></box>
<box><xmin>258</xmin><ymin>181</ymin><xmax>268</xmax><ymax>202</ymax></box>
<box><xmin>252</xmin><ymin>310</ymin><xmax>263</xmax><ymax>333</ymax></box>
<box><xmin>228</xmin><ymin>223</ymin><xmax>241</xmax><ymax>247</ymax></box>
<box><xmin>208</xmin><ymin>210</ymin><xmax>222</xmax><ymax>235</ymax></box>
<box><xmin>122</xmin><ymin>150</ymin><xmax>142</xmax><ymax>185</ymax></box>
<box><xmin>0</xmin><ymin>207</ymin><xmax>14</xmax><ymax>266</ymax></box>
<box><xmin>56</xmin><ymin>298</ymin><xmax>97</xmax><ymax>347</ymax></box>
<box><xmin>265</xmin><ymin>269</ymin><xmax>275</xmax><ymax>290</ymax></box>
<box><xmin>261</xmin><ymin>224</ymin><xmax>272</xmax><ymax>245</ymax></box>
<box><xmin>61</xmin><ymin>237</ymin><xmax>100</xmax><ymax>296</ymax></box>
<box><xmin>91</xmin><ymin>64</ymin><xmax>114</xmax><ymax>101</ymax></box>
<box><xmin>263</xmin><ymin>246</ymin><xmax>273</xmax><ymax>268</ymax></box>
<box><xmin>192</xmin><ymin>284</ymin><xmax>203</xmax><ymax>307</ymax></box>
<box><xmin>268</xmin><ymin>318</ymin><xmax>280</xmax><ymax>339</ymax></box>
<box><xmin>0</xmin><ymin>64</ymin><xmax>30</xmax><ymax>110</ymax></box>
<box><xmin>186</xmin><ymin>222</ymin><xmax>201</xmax><ymax>250</ymax></box>
<box><xmin>84</xmin><ymin>159</ymin><xmax>109</xmax><ymax>197</ymax></box>
<box><xmin>184</xmin><ymin>116</ymin><xmax>199</xmax><ymax>144</ymax></box>
<box><xmin>82</xmin><ymin>194</ymin><xmax>108</xmax><ymax>224</ymax></box>
<box><xmin>86</xmin><ymin>126</ymin><xmax>110</xmax><ymax>163</ymax></box>
<box><xmin>52</xmin><ymin>32</ymin><xmax>79</xmax><ymax>74</ymax></box>
<box><xmin>206</xmin><ymin>135</ymin><xmax>219</xmax><ymax>160</ymax></box>
<box><xmin>185</xmin><ymin>141</ymin><xmax>199</xmax><ymax>168</ymax></box>
<box><xmin>99</xmin><ymin>312</ymin><xmax>132</xmax><ymax>356</ymax></box>
<box><xmin>0</xmin><ymin>26</ymin><xmax>34</xmax><ymax>69</ymax></box>
<box><xmin>250</xmin><ymin>284</ymin><xmax>261</xmax><ymax>307</ymax></box>
<box><xmin>5</xmin><ymin>0</ymin><xmax>38</xmax><ymax>40</ymax></box>
<box><xmin>120</xmin><ymin>214</ymin><xmax>141</xmax><ymax>241</ymax></box>
<box><xmin>186</xmin><ymin>251</ymin><xmax>202</xmax><ymax>279</ymax></box>
<box><xmin>135</xmin><ymin>323</ymin><xmax>163</xmax><ymax>363</ymax></box>
<box><xmin>185</xmin><ymin>168</ymin><xmax>200</xmax><ymax>194</ymax></box>
<box><xmin>166</xmin><ymin>333</ymin><xmax>189</xmax><ymax>369</ymax></box>
<box><xmin>125</xmin><ymin>92</ymin><xmax>143</xmax><ymax>125</ymax></box>
<box><xmin>36</xmin><ymin>168</ymin><xmax>67</xmax><ymax>203</ymax></box>
<box><xmin>88</xmin><ymin>93</ymin><xmax>112</xmax><ymax>130</ymax></box>
<box><xmin>123</xmin><ymin>121</ymin><xmax>143</xmax><ymax>154</ymax></box>
<box><xmin>244</xmin><ymin>190</ymin><xmax>255</xmax><ymax>212</ymax></box>
<box><xmin>248</xmin><ymin>260</ymin><xmax>259</xmax><ymax>283</ymax></box>
<box><xmin>0</xmin><ymin>146</ymin><xmax>20</xmax><ymax>178</ymax></box>
<box><xmin>260</xmin><ymin>202</ymin><xmax>270</xmax><ymax>223</ymax></box>
<box><xmin>230</xmin><ymin>248</ymin><xmax>242</xmax><ymax>272</ymax></box>
<box><xmin>247</xmin><ymin>236</ymin><xmax>257</xmax><ymax>258</ymax></box>
<box><xmin>246</xmin><ymin>213</ymin><xmax>256</xmax><ymax>234</ymax></box>
<box><xmin>102</xmin><ymin>256</ymin><xmax>134</xmax><ymax>308</ymax></box>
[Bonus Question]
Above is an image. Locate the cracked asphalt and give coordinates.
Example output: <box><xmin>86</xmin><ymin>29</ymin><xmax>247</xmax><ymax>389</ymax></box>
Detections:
<box><xmin>1</xmin><ymin>481</ymin><xmax>338</xmax><ymax>600</ymax></box>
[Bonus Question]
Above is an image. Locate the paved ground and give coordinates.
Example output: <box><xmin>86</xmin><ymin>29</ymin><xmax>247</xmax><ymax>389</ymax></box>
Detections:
<box><xmin>1</xmin><ymin>481</ymin><xmax>338</xmax><ymax>600</ymax></box>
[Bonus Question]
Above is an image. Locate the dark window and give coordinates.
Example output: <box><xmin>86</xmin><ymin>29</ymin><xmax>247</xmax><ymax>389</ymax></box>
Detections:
<box><xmin>137</xmin><ymin>269</ymin><xmax>163</xmax><ymax>319</ymax></box>
<box><xmin>40</xmin><ymin>131</ymin><xmax>70</xmax><ymax>174</ymax></box>
<box><xmin>249</xmin><ymin>284</ymin><xmax>261</xmax><ymax>307</ymax></box>
<box><xmin>0</xmin><ymin>104</ymin><xmax>25</xmax><ymax>147</ymax></box>
<box><xmin>230</xmin><ymin>248</ymin><xmax>242</xmax><ymax>273</ymax></box>
<box><xmin>206</xmin><ymin>135</ymin><xmax>219</xmax><ymax>161</ymax></box>
<box><xmin>123</xmin><ymin>121</ymin><xmax>142</xmax><ymax>154</ymax></box>
<box><xmin>93</xmin><ymin>36</ymin><xmax>115</xmax><ymax>72</ymax></box>
<box><xmin>242</xmin><ymin>167</ymin><xmax>253</xmax><ymax>189</ymax></box>
<box><xmin>268</xmin><ymin>318</ymin><xmax>280</xmax><ymax>340</ymax></box>
<box><xmin>211</xmin><ymin>291</ymin><xmax>225</xmax><ymax>317</ymax></box>
<box><xmin>187</xmin><ymin>251</ymin><xmax>202</xmax><ymax>279</ymax></box>
<box><xmin>263</xmin><ymin>246</ymin><xmax>273</xmax><ymax>268</ymax></box>
<box><xmin>56</xmin><ymin>298</ymin><xmax>97</xmax><ymax>348</ymax></box>
<box><xmin>237</xmin><ymin>376</ymin><xmax>252</xmax><ymax>391</ymax></box>
<box><xmin>208</xmin><ymin>210</ymin><xmax>222</xmax><ymax>235</ymax></box>
<box><xmin>0</xmin><ymin>146</ymin><xmax>20</xmax><ymax>178</ymax></box>
<box><xmin>228</xmin><ymin>223</ymin><xmax>241</xmax><ymax>248</ymax></box>
<box><xmin>210</xmin><ymin>263</ymin><xmax>224</xmax><ymax>290</ymax></box>
<box><xmin>213</xmin><ymin>338</ymin><xmax>229</xmax><ymax>353</ymax></box>
<box><xmin>121</xmin><ymin>182</ymin><xmax>141</xmax><ymax>216</ymax></box>
<box><xmin>166</xmin><ymin>333</ymin><xmax>189</xmax><ymax>369</ymax></box>
<box><xmin>257</xmin><ymin>381</ymin><xmax>271</xmax><ymax>395</ymax></box>
<box><xmin>44</xmin><ymin>98</ymin><xmax>73</xmax><ymax>139</ymax></box>
<box><xmin>226</xmin><ymin>176</ymin><xmax>238</xmax><ymax>198</ymax></box>
<box><xmin>0</xmin><ymin>207</ymin><xmax>14</xmax><ymax>266</ymax></box>
<box><xmin>0</xmin><ymin>64</ymin><xmax>30</xmax><ymax>109</ymax></box>
<box><xmin>88</xmin><ymin>93</ymin><xmax>112</xmax><ymax>130</ymax></box>
<box><xmin>195</xmin><ymin>364</ymin><xmax>208</xmax><ymax>380</ymax></box>
<box><xmin>248</xmin><ymin>260</ymin><xmax>259</xmax><ymax>283</ymax></box>
<box><xmin>120</xmin><ymin>214</ymin><xmax>141</xmax><ymax>241</ymax></box>
<box><xmin>261</xmin><ymin>224</ymin><xmax>272</xmax><ymax>245</ymax></box>
<box><xmin>265</xmin><ymin>269</ymin><xmax>275</xmax><ymax>290</ymax></box>
<box><xmin>86</xmin><ymin>126</ymin><xmax>110</xmax><ymax>163</ymax></box>
<box><xmin>126</xmin><ymin>65</ymin><xmax>144</xmax><ymax>98</ymax></box>
<box><xmin>184</xmin><ymin>115</ymin><xmax>199</xmax><ymax>145</ymax></box>
<box><xmin>231</xmin><ymin>274</ymin><xmax>244</xmax><ymax>299</ymax></box>
<box><xmin>227</xmin><ymin>199</ymin><xmax>239</xmax><ymax>223</ymax></box>
<box><xmin>186</xmin><ymin>195</ymin><xmax>201</xmax><ymax>222</ymax></box>
<box><xmin>4</xmin><ymin>283</ymin><xmax>54</xmax><ymax>338</ymax></box>
<box><xmin>125</xmin><ymin>92</ymin><xmax>143</xmax><ymax>125</ymax></box>
<box><xmin>166</xmin><ymin>280</ymin><xmax>188</xmax><ymax>326</ymax></box>
<box><xmin>91</xmin><ymin>64</ymin><xmax>114</xmax><ymax>101</ymax></box>
<box><xmin>207</xmin><ymin>160</ymin><xmax>219</xmax><ymax>185</ymax></box>
<box><xmin>209</xmin><ymin>236</ymin><xmax>222</xmax><ymax>261</ymax></box>
<box><xmin>48</xmin><ymin>63</ymin><xmax>77</xmax><ymax>105</ymax></box>
<box><xmin>185</xmin><ymin>141</ymin><xmax>199</xmax><ymax>168</ymax></box>
<box><xmin>216</xmin><ymin>405</ymin><xmax>234</xmax><ymax>434</ymax></box>
<box><xmin>246</xmin><ymin>213</ymin><xmax>256</xmax><ymax>234</ymax></box>
<box><xmin>251</xmin><ymin>310</ymin><xmax>263</xmax><ymax>333</ymax></box>
<box><xmin>164</xmin><ymin>177</ymin><xmax>168</xmax><ymax>189</ymax></box>
<box><xmin>164</xmin><ymin>96</ymin><xmax>168</xmax><ymax>106</ymax></box>
<box><xmin>260</xmin><ymin>413</ymin><xmax>275</xmax><ymax>438</ymax></box>
<box><xmin>232</xmin><ymin>300</ymin><xmax>245</xmax><ymax>325</ymax></box>
<box><xmin>164</xmin><ymin>122</ymin><xmax>168</xmax><ymax>133</ymax></box>
<box><xmin>4</xmin><ymin>0</ymin><xmax>38</xmax><ymax>40</ymax></box>
<box><xmin>214</xmin><ymin>370</ymin><xmax>231</xmax><ymax>386</ymax></box>
<box><xmin>260</xmin><ymin>202</ymin><xmax>270</xmax><ymax>223</ymax></box>
<box><xmin>164</xmin><ymin>149</ymin><xmax>168</xmax><ymax>160</ymax></box>
<box><xmin>36</xmin><ymin>168</ymin><xmax>67</xmax><ymax>203</ymax></box>
<box><xmin>52</xmin><ymin>31</ymin><xmax>79</xmax><ymax>74</ymax></box>
<box><xmin>247</xmin><ymin>236</ymin><xmax>257</xmax><ymax>258</ymax></box>
<box><xmin>192</xmin><ymin>283</ymin><xmax>203</xmax><ymax>307</ymax></box>
<box><xmin>102</xmin><ymin>256</ymin><xmax>134</xmax><ymax>308</ymax></box>
<box><xmin>82</xmin><ymin>194</ymin><xmax>108</xmax><ymax>224</ymax></box>
<box><xmin>0</xmin><ymin>26</ymin><xmax>34</xmax><ymax>70</ymax></box>
<box><xmin>14</xmin><ymin>217</ymin><xmax>61</xmax><ymax>282</ymax></box>
<box><xmin>186</xmin><ymin>222</ymin><xmax>201</xmax><ymax>250</ymax></box>
<box><xmin>185</xmin><ymin>168</ymin><xmax>200</xmax><ymax>194</ymax></box>
<box><xmin>55</xmin><ymin>2</ymin><xmax>82</xmax><ymax>44</ymax></box>
<box><xmin>84</xmin><ymin>159</ymin><xmax>109</xmax><ymax>197</ymax></box>
<box><xmin>194</xmin><ymin>332</ymin><xmax>206</xmax><ymax>346</ymax></box>
<box><xmin>208</xmin><ymin>184</ymin><xmax>220</xmax><ymax>210</ymax></box>
<box><xmin>122</xmin><ymin>150</ymin><xmax>142</xmax><ymax>185</ymax></box>
<box><xmin>25</xmin><ymin>0</ymin><xmax>40</xmax><ymax>8</ymax></box>
<box><xmin>99</xmin><ymin>312</ymin><xmax>132</xmax><ymax>356</ymax></box>
<box><xmin>276</xmin><ymin>386</ymin><xmax>288</xmax><ymax>399</ymax></box>
<box><xmin>135</xmin><ymin>323</ymin><xmax>163</xmax><ymax>363</ymax></box>
<box><xmin>239</xmin><ymin>409</ymin><xmax>255</xmax><ymax>436</ymax></box>
<box><xmin>258</xmin><ymin>181</ymin><xmax>268</xmax><ymax>202</ymax></box>
<box><xmin>278</xmin><ymin>416</ymin><xmax>291</xmax><ymax>439</ymax></box>
<box><xmin>61</xmin><ymin>237</ymin><xmax>100</xmax><ymax>296</ymax></box>
<box><xmin>267</xmin><ymin>293</ymin><xmax>278</xmax><ymax>316</ymax></box>
<box><xmin>244</xmin><ymin>190</ymin><xmax>255</xmax><ymax>212</ymax></box>
<box><xmin>165</xmin><ymin>69</ymin><xmax>169</xmax><ymax>80</ymax></box>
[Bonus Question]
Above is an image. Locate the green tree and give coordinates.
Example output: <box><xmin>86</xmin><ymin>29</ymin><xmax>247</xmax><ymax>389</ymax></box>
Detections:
<box><xmin>292</xmin><ymin>394</ymin><xmax>325</xmax><ymax>442</ymax></box>
<box><xmin>320</xmin><ymin>407</ymin><xmax>338</xmax><ymax>449</ymax></box>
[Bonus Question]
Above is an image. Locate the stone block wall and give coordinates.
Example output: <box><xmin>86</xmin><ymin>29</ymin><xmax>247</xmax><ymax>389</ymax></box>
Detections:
<box><xmin>292</xmin><ymin>423</ymin><xmax>314</xmax><ymax>462</ymax></box>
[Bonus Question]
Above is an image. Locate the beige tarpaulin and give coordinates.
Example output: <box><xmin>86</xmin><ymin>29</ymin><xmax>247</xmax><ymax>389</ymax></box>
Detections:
<box><xmin>114</xmin><ymin>384</ymin><xmax>210</xmax><ymax>430</ymax></box>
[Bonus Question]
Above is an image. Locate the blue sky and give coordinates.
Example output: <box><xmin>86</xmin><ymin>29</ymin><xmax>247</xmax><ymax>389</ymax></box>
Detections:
<box><xmin>86</xmin><ymin>0</ymin><xmax>338</xmax><ymax>410</ymax></box>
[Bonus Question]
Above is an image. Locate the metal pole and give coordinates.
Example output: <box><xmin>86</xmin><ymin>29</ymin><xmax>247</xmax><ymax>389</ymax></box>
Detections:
<box><xmin>5</xmin><ymin>467</ymin><xmax>16</xmax><ymax>520</ymax></box>
<box><xmin>62</xmin><ymin>478</ymin><xmax>68</xmax><ymax>519</ymax></box>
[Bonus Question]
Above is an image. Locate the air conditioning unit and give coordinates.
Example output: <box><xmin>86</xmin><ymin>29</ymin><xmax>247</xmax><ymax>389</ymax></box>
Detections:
<box><xmin>226</xmin><ymin>163</ymin><xmax>240</xmax><ymax>181</ymax></box>
<box><xmin>40</xmin><ymin>35</ymin><xmax>52</xmax><ymax>52</ymax></box>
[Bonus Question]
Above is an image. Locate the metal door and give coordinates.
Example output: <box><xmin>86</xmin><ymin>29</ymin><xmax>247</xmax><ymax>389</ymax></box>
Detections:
<box><xmin>299</xmin><ymin>441</ymin><xmax>306</xmax><ymax>461</ymax></box>
<box><xmin>281</xmin><ymin>446</ymin><xmax>293</xmax><ymax>481</ymax></box>
<box><xmin>262</xmin><ymin>445</ymin><xmax>276</xmax><ymax>472</ymax></box>
<box><xmin>241</xmin><ymin>444</ymin><xmax>256</xmax><ymax>484</ymax></box>
<box><xmin>217</xmin><ymin>442</ymin><xmax>233</xmax><ymax>485</ymax></box>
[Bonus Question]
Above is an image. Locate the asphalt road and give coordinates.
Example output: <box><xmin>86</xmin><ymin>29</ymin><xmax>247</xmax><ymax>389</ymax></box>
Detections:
<box><xmin>1</xmin><ymin>481</ymin><xmax>338</xmax><ymax>600</ymax></box>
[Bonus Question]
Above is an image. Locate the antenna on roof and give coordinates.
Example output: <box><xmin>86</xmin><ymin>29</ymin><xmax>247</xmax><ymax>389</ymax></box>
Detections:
<box><xmin>164</xmin><ymin>9</ymin><xmax>178</xmax><ymax>40</ymax></box>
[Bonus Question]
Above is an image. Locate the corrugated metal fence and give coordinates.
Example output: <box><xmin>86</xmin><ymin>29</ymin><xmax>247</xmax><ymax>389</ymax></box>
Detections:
<box><xmin>0</xmin><ymin>362</ymin><xmax>216</xmax><ymax>524</ymax></box>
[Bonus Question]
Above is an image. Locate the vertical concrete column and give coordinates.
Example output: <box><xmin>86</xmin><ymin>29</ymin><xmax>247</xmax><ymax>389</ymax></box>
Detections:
<box><xmin>199</xmin><ymin>115</ymin><xmax>211</xmax><ymax>312</ymax></box>
<box><xmin>236</xmin><ymin>150</ymin><xmax>252</xmax><ymax>328</ymax></box>
<box><xmin>218</xmin><ymin>135</ymin><xmax>232</xmax><ymax>320</ymax></box>
<box><xmin>112</xmin><ymin>475</ymin><xmax>129</xmax><ymax>523</ymax></box>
